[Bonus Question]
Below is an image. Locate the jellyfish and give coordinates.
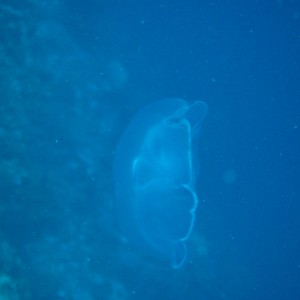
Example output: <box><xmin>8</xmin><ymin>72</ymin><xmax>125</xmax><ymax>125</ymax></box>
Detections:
<box><xmin>114</xmin><ymin>98</ymin><xmax>207</xmax><ymax>268</ymax></box>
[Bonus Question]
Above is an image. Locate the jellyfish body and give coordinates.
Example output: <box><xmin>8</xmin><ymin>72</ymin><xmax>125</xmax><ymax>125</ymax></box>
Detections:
<box><xmin>114</xmin><ymin>98</ymin><xmax>207</xmax><ymax>268</ymax></box>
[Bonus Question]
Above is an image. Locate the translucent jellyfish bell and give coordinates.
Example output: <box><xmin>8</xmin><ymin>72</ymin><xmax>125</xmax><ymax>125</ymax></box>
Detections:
<box><xmin>114</xmin><ymin>98</ymin><xmax>207</xmax><ymax>269</ymax></box>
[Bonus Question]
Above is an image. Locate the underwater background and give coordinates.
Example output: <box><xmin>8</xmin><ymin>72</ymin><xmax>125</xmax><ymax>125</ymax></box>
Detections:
<box><xmin>0</xmin><ymin>0</ymin><xmax>299</xmax><ymax>299</ymax></box>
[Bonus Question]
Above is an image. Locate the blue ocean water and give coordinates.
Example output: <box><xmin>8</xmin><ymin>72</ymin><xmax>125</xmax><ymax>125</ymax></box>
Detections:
<box><xmin>0</xmin><ymin>0</ymin><xmax>299</xmax><ymax>299</ymax></box>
